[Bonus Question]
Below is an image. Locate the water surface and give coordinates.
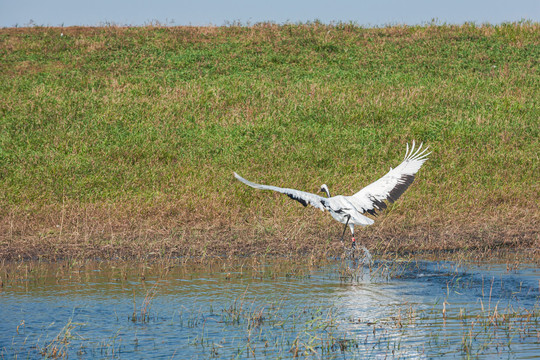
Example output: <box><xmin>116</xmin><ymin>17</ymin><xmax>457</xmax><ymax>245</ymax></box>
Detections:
<box><xmin>1</xmin><ymin>258</ymin><xmax>538</xmax><ymax>359</ymax></box>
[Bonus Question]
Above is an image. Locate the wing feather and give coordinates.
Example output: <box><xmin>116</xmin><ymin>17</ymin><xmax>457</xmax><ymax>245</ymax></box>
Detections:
<box><xmin>346</xmin><ymin>141</ymin><xmax>430</xmax><ymax>216</ymax></box>
<box><xmin>234</xmin><ymin>172</ymin><xmax>326</xmax><ymax>211</ymax></box>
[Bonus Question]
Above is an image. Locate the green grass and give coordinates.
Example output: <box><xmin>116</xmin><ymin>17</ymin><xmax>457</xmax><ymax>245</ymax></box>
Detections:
<box><xmin>0</xmin><ymin>22</ymin><xmax>538</xmax><ymax>258</ymax></box>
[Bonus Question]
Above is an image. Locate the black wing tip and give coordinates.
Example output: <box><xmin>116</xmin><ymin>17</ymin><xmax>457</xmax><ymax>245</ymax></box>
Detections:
<box><xmin>366</xmin><ymin>209</ymin><xmax>378</xmax><ymax>216</ymax></box>
<box><xmin>366</xmin><ymin>197</ymin><xmax>387</xmax><ymax>216</ymax></box>
<box><xmin>387</xmin><ymin>174</ymin><xmax>415</xmax><ymax>203</ymax></box>
<box><xmin>287</xmin><ymin>193</ymin><xmax>308</xmax><ymax>207</ymax></box>
<box><xmin>364</xmin><ymin>174</ymin><xmax>415</xmax><ymax>216</ymax></box>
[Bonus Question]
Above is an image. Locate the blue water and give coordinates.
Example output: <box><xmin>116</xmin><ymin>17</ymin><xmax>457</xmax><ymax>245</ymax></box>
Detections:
<box><xmin>1</xmin><ymin>259</ymin><xmax>538</xmax><ymax>359</ymax></box>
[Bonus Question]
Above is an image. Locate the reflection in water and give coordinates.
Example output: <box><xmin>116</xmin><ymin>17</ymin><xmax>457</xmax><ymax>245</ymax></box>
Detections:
<box><xmin>0</xmin><ymin>259</ymin><xmax>538</xmax><ymax>359</ymax></box>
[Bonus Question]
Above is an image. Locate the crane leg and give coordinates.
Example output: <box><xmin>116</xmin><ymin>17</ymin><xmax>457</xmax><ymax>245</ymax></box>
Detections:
<box><xmin>340</xmin><ymin>215</ymin><xmax>351</xmax><ymax>244</ymax></box>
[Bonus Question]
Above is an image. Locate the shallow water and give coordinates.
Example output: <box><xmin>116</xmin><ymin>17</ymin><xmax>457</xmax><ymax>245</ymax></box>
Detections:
<box><xmin>1</xmin><ymin>258</ymin><xmax>538</xmax><ymax>359</ymax></box>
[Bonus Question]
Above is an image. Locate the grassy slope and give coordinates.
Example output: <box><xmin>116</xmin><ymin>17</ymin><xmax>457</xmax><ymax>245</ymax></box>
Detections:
<box><xmin>0</xmin><ymin>23</ymin><xmax>538</xmax><ymax>259</ymax></box>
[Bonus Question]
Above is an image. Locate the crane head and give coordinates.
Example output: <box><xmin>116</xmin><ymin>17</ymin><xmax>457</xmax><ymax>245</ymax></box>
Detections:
<box><xmin>319</xmin><ymin>184</ymin><xmax>331</xmax><ymax>198</ymax></box>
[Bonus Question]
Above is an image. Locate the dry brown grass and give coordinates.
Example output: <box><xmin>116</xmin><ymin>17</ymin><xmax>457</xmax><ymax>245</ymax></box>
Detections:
<box><xmin>1</xmin><ymin>199</ymin><xmax>537</xmax><ymax>261</ymax></box>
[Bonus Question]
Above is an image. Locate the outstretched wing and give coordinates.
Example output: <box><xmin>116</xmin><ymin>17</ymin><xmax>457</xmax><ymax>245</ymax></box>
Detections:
<box><xmin>234</xmin><ymin>172</ymin><xmax>326</xmax><ymax>211</ymax></box>
<box><xmin>346</xmin><ymin>141</ymin><xmax>430</xmax><ymax>216</ymax></box>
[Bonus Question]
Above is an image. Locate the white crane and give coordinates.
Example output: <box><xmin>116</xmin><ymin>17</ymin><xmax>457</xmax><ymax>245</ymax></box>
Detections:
<box><xmin>234</xmin><ymin>141</ymin><xmax>430</xmax><ymax>258</ymax></box>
